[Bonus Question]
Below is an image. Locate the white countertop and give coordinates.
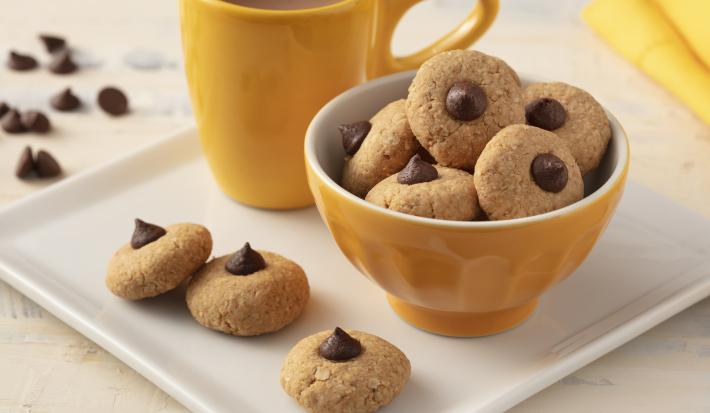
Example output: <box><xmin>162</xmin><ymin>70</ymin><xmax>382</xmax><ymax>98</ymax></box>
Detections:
<box><xmin>1</xmin><ymin>0</ymin><xmax>709</xmax><ymax>411</ymax></box>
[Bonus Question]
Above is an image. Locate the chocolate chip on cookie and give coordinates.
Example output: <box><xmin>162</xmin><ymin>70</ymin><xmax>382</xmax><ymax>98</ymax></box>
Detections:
<box><xmin>531</xmin><ymin>153</ymin><xmax>568</xmax><ymax>193</ymax></box>
<box><xmin>525</xmin><ymin>98</ymin><xmax>566</xmax><ymax>131</ymax></box>
<box><xmin>21</xmin><ymin>110</ymin><xmax>51</xmax><ymax>133</ymax></box>
<box><xmin>49</xmin><ymin>49</ymin><xmax>78</xmax><ymax>74</ymax></box>
<box><xmin>341</xmin><ymin>100</ymin><xmax>421</xmax><ymax>197</ymax></box>
<box><xmin>39</xmin><ymin>34</ymin><xmax>67</xmax><ymax>53</ymax></box>
<box><xmin>131</xmin><ymin>219</ymin><xmax>167</xmax><ymax>249</ymax></box>
<box><xmin>406</xmin><ymin>49</ymin><xmax>524</xmax><ymax>170</ymax></box>
<box><xmin>1</xmin><ymin>109</ymin><xmax>26</xmax><ymax>134</ymax></box>
<box><xmin>225</xmin><ymin>242</ymin><xmax>266</xmax><ymax>275</ymax></box>
<box><xmin>367</xmin><ymin>164</ymin><xmax>479</xmax><ymax>221</ymax></box>
<box><xmin>524</xmin><ymin>82</ymin><xmax>611</xmax><ymax>175</ymax></box>
<box><xmin>107</xmin><ymin>222</ymin><xmax>212</xmax><ymax>300</ymax></box>
<box><xmin>97</xmin><ymin>86</ymin><xmax>129</xmax><ymax>116</ymax></box>
<box><xmin>397</xmin><ymin>154</ymin><xmax>438</xmax><ymax>185</ymax></box>
<box><xmin>319</xmin><ymin>327</ymin><xmax>362</xmax><ymax>361</ymax></box>
<box><xmin>15</xmin><ymin>146</ymin><xmax>35</xmax><ymax>179</ymax></box>
<box><xmin>7</xmin><ymin>50</ymin><xmax>38</xmax><ymax>71</ymax></box>
<box><xmin>474</xmin><ymin>124</ymin><xmax>583</xmax><ymax>220</ymax></box>
<box><xmin>35</xmin><ymin>150</ymin><xmax>62</xmax><ymax>178</ymax></box>
<box><xmin>281</xmin><ymin>329</ymin><xmax>410</xmax><ymax>413</ymax></box>
<box><xmin>445</xmin><ymin>81</ymin><xmax>487</xmax><ymax>121</ymax></box>
<box><xmin>186</xmin><ymin>249</ymin><xmax>309</xmax><ymax>336</ymax></box>
<box><xmin>50</xmin><ymin>88</ymin><xmax>82</xmax><ymax>111</ymax></box>
<box><xmin>339</xmin><ymin>121</ymin><xmax>371</xmax><ymax>156</ymax></box>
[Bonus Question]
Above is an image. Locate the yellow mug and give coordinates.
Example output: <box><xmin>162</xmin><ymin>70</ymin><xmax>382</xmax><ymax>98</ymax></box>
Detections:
<box><xmin>180</xmin><ymin>0</ymin><xmax>499</xmax><ymax>209</ymax></box>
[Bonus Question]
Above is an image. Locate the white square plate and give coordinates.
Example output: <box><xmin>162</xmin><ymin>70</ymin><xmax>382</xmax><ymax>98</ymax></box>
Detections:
<box><xmin>1</xmin><ymin>128</ymin><xmax>709</xmax><ymax>413</ymax></box>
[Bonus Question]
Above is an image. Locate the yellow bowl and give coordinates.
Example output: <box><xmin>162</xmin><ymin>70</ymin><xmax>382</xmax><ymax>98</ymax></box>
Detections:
<box><xmin>305</xmin><ymin>71</ymin><xmax>630</xmax><ymax>337</ymax></box>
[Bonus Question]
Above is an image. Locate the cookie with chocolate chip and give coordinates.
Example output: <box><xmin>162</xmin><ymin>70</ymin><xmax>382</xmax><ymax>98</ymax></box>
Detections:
<box><xmin>474</xmin><ymin>124</ymin><xmax>583</xmax><ymax>220</ymax></box>
<box><xmin>524</xmin><ymin>82</ymin><xmax>611</xmax><ymax>175</ymax></box>
<box><xmin>365</xmin><ymin>154</ymin><xmax>479</xmax><ymax>221</ymax></box>
<box><xmin>340</xmin><ymin>99</ymin><xmax>420</xmax><ymax>198</ymax></box>
<box><xmin>106</xmin><ymin>220</ymin><xmax>212</xmax><ymax>300</ymax></box>
<box><xmin>280</xmin><ymin>328</ymin><xmax>410</xmax><ymax>413</ymax></box>
<box><xmin>186</xmin><ymin>243</ymin><xmax>309</xmax><ymax>336</ymax></box>
<box><xmin>406</xmin><ymin>49</ymin><xmax>524</xmax><ymax>170</ymax></box>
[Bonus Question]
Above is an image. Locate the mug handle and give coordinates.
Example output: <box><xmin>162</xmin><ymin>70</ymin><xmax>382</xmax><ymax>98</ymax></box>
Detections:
<box><xmin>367</xmin><ymin>0</ymin><xmax>499</xmax><ymax>78</ymax></box>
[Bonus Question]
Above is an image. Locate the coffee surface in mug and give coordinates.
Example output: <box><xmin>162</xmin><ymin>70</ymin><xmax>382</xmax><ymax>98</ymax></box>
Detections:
<box><xmin>224</xmin><ymin>0</ymin><xmax>341</xmax><ymax>10</ymax></box>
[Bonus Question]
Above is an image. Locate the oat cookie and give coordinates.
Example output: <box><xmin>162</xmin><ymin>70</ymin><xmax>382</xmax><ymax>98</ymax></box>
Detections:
<box><xmin>186</xmin><ymin>243</ymin><xmax>309</xmax><ymax>336</ymax></box>
<box><xmin>106</xmin><ymin>219</ymin><xmax>212</xmax><ymax>300</ymax></box>
<box><xmin>406</xmin><ymin>49</ymin><xmax>524</xmax><ymax>170</ymax></box>
<box><xmin>341</xmin><ymin>100</ymin><xmax>420</xmax><ymax>198</ymax></box>
<box><xmin>474</xmin><ymin>124</ymin><xmax>583</xmax><ymax>220</ymax></box>
<box><xmin>280</xmin><ymin>328</ymin><xmax>410</xmax><ymax>413</ymax></box>
<box><xmin>365</xmin><ymin>154</ymin><xmax>479</xmax><ymax>221</ymax></box>
<box><xmin>524</xmin><ymin>82</ymin><xmax>611</xmax><ymax>175</ymax></box>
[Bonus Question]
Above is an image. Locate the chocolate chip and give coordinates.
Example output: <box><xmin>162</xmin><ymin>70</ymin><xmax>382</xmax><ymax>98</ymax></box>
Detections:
<box><xmin>21</xmin><ymin>111</ymin><xmax>51</xmax><ymax>133</ymax></box>
<box><xmin>39</xmin><ymin>34</ymin><xmax>66</xmax><ymax>53</ymax></box>
<box><xmin>319</xmin><ymin>327</ymin><xmax>362</xmax><ymax>361</ymax></box>
<box><xmin>35</xmin><ymin>150</ymin><xmax>62</xmax><ymax>178</ymax></box>
<box><xmin>49</xmin><ymin>49</ymin><xmax>78</xmax><ymax>74</ymax></box>
<box><xmin>1</xmin><ymin>109</ymin><xmax>27</xmax><ymax>134</ymax></box>
<box><xmin>339</xmin><ymin>121</ymin><xmax>371</xmax><ymax>156</ymax></box>
<box><xmin>445</xmin><ymin>81</ymin><xmax>487</xmax><ymax>121</ymax></box>
<box><xmin>417</xmin><ymin>147</ymin><xmax>437</xmax><ymax>164</ymax></box>
<box><xmin>225</xmin><ymin>242</ymin><xmax>267</xmax><ymax>275</ymax></box>
<box><xmin>15</xmin><ymin>146</ymin><xmax>35</xmax><ymax>179</ymax></box>
<box><xmin>397</xmin><ymin>154</ymin><xmax>438</xmax><ymax>185</ymax></box>
<box><xmin>97</xmin><ymin>87</ymin><xmax>129</xmax><ymax>116</ymax></box>
<box><xmin>525</xmin><ymin>98</ymin><xmax>567</xmax><ymax>131</ymax></box>
<box><xmin>0</xmin><ymin>102</ymin><xmax>9</xmax><ymax>118</ymax></box>
<box><xmin>7</xmin><ymin>50</ymin><xmax>38</xmax><ymax>71</ymax></box>
<box><xmin>131</xmin><ymin>219</ymin><xmax>167</xmax><ymax>249</ymax></box>
<box><xmin>50</xmin><ymin>88</ymin><xmax>81</xmax><ymax>111</ymax></box>
<box><xmin>531</xmin><ymin>153</ymin><xmax>568</xmax><ymax>193</ymax></box>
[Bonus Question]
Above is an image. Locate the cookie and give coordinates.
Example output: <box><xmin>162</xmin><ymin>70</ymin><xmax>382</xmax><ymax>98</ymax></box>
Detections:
<box><xmin>106</xmin><ymin>220</ymin><xmax>212</xmax><ymax>300</ymax></box>
<box><xmin>523</xmin><ymin>82</ymin><xmax>611</xmax><ymax>175</ymax></box>
<box><xmin>365</xmin><ymin>154</ymin><xmax>479</xmax><ymax>221</ymax></box>
<box><xmin>186</xmin><ymin>243</ymin><xmax>309</xmax><ymax>336</ymax></box>
<box><xmin>280</xmin><ymin>328</ymin><xmax>410</xmax><ymax>413</ymax></box>
<box><xmin>406</xmin><ymin>49</ymin><xmax>524</xmax><ymax>170</ymax></box>
<box><xmin>474</xmin><ymin>124</ymin><xmax>583</xmax><ymax>220</ymax></box>
<box><xmin>340</xmin><ymin>100</ymin><xmax>420</xmax><ymax>198</ymax></box>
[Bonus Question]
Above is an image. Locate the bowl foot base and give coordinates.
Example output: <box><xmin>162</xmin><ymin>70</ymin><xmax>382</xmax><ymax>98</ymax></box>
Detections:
<box><xmin>386</xmin><ymin>295</ymin><xmax>538</xmax><ymax>337</ymax></box>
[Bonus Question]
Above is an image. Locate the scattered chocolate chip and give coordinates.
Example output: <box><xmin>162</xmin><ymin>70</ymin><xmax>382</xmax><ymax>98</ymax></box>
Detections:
<box><xmin>416</xmin><ymin>147</ymin><xmax>437</xmax><ymax>164</ymax></box>
<box><xmin>39</xmin><ymin>34</ymin><xmax>66</xmax><ymax>53</ymax></box>
<box><xmin>1</xmin><ymin>109</ymin><xmax>27</xmax><ymax>134</ymax></box>
<box><xmin>50</xmin><ymin>88</ymin><xmax>81</xmax><ymax>111</ymax></box>
<box><xmin>225</xmin><ymin>242</ymin><xmax>267</xmax><ymax>275</ymax></box>
<box><xmin>131</xmin><ymin>219</ymin><xmax>167</xmax><ymax>249</ymax></box>
<box><xmin>397</xmin><ymin>154</ymin><xmax>438</xmax><ymax>185</ymax></box>
<box><xmin>21</xmin><ymin>110</ymin><xmax>51</xmax><ymax>133</ymax></box>
<box><xmin>0</xmin><ymin>102</ymin><xmax>9</xmax><ymax>118</ymax></box>
<box><xmin>35</xmin><ymin>149</ymin><xmax>62</xmax><ymax>178</ymax></box>
<box><xmin>339</xmin><ymin>121</ymin><xmax>371</xmax><ymax>156</ymax></box>
<box><xmin>445</xmin><ymin>81</ymin><xmax>487</xmax><ymax>121</ymax></box>
<box><xmin>49</xmin><ymin>49</ymin><xmax>78</xmax><ymax>74</ymax></box>
<box><xmin>525</xmin><ymin>98</ymin><xmax>567</xmax><ymax>131</ymax></box>
<box><xmin>7</xmin><ymin>50</ymin><xmax>38</xmax><ymax>71</ymax></box>
<box><xmin>97</xmin><ymin>86</ymin><xmax>129</xmax><ymax>116</ymax></box>
<box><xmin>15</xmin><ymin>146</ymin><xmax>35</xmax><ymax>179</ymax></box>
<box><xmin>531</xmin><ymin>153</ymin><xmax>568</xmax><ymax>193</ymax></box>
<box><xmin>319</xmin><ymin>327</ymin><xmax>362</xmax><ymax>361</ymax></box>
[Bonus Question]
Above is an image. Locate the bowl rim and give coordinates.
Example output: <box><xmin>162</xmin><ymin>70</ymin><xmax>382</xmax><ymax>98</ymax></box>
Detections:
<box><xmin>305</xmin><ymin>70</ymin><xmax>630</xmax><ymax>229</ymax></box>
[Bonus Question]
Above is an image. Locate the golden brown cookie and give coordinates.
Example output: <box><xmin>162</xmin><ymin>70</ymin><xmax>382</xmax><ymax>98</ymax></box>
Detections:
<box><xmin>186</xmin><ymin>244</ymin><xmax>309</xmax><ymax>336</ymax></box>
<box><xmin>280</xmin><ymin>328</ymin><xmax>410</xmax><ymax>413</ymax></box>
<box><xmin>341</xmin><ymin>99</ymin><xmax>420</xmax><ymax>198</ymax></box>
<box><xmin>106</xmin><ymin>220</ymin><xmax>212</xmax><ymax>300</ymax></box>
<box><xmin>523</xmin><ymin>82</ymin><xmax>611</xmax><ymax>175</ymax></box>
<box><xmin>406</xmin><ymin>49</ymin><xmax>524</xmax><ymax>170</ymax></box>
<box><xmin>365</xmin><ymin>155</ymin><xmax>479</xmax><ymax>221</ymax></box>
<box><xmin>474</xmin><ymin>124</ymin><xmax>584</xmax><ymax>220</ymax></box>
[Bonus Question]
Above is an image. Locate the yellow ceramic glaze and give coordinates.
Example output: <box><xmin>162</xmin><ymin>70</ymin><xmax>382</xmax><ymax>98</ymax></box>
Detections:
<box><xmin>305</xmin><ymin>71</ymin><xmax>630</xmax><ymax>337</ymax></box>
<box><xmin>180</xmin><ymin>0</ymin><xmax>498</xmax><ymax>209</ymax></box>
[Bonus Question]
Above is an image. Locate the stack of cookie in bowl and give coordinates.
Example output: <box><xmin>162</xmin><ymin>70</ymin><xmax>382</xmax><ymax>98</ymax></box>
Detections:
<box><xmin>339</xmin><ymin>49</ymin><xmax>611</xmax><ymax>221</ymax></box>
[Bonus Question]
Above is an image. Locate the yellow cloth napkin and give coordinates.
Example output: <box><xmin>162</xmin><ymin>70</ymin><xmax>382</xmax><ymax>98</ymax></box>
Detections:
<box><xmin>583</xmin><ymin>0</ymin><xmax>710</xmax><ymax>125</ymax></box>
